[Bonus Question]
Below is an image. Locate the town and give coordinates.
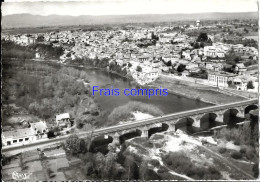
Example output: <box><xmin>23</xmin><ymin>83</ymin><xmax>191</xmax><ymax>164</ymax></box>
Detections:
<box><xmin>2</xmin><ymin>19</ymin><xmax>258</xmax><ymax>91</ymax></box>
<box><xmin>1</xmin><ymin>1</ymin><xmax>259</xmax><ymax>180</ymax></box>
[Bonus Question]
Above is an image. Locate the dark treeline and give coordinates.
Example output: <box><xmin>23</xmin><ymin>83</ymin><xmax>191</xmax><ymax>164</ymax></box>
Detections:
<box><xmin>2</xmin><ymin>40</ymin><xmax>64</xmax><ymax>60</ymax></box>
<box><xmin>2</xmin><ymin>40</ymin><xmax>35</xmax><ymax>59</ymax></box>
<box><xmin>32</xmin><ymin>43</ymin><xmax>64</xmax><ymax>59</ymax></box>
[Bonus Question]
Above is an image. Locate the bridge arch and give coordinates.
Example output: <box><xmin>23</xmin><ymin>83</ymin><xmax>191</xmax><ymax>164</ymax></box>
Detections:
<box><xmin>175</xmin><ymin>117</ymin><xmax>194</xmax><ymax>134</ymax></box>
<box><xmin>200</xmin><ymin>113</ymin><xmax>218</xmax><ymax>130</ymax></box>
<box><xmin>119</xmin><ymin>129</ymin><xmax>142</xmax><ymax>144</ymax></box>
<box><xmin>148</xmin><ymin>123</ymin><xmax>169</xmax><ymax>138</ymax></box>
<box><xmin>223</xmin><ymin>108</ymin><xmax>244</xmax><ymax>126</ymax></box>
<box><xmin>89</xmin><ymin>135</ymin><xmax>113</xmax><ymax>154</ymax></box>
<box><xmin>245</xmin><ymin>105</ymin><xmax>258</xmax><ymax>115</ymax></box>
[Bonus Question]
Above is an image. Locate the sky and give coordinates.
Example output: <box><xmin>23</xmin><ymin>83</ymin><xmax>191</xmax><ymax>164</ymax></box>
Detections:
<box><xmin>2</xmin><ymin>0</ymin><xmax>259</xmax><ymax>16</ymax></box>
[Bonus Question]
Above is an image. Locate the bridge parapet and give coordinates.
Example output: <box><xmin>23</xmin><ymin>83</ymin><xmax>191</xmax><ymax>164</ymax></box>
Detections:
<box><xmin>82</xmin><ymin>99</ymin><xmax>258</xmax><ymax>139</ymax></box>
<box><xmin>3</xmin><ymin>99</ymin><xmax>258</xmax><ymax>153</ymax></box>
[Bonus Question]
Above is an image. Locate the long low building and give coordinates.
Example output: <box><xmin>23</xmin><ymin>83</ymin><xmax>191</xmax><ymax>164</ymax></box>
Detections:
<box><xmin>2</xmin><ymin>121</ymin><xmax>48</xmax><ymax>146</ymax></box>
<box><xmin>2</xmin><ymin>128</ymin><xmax>36</xmax><ymax>146</ymax></box>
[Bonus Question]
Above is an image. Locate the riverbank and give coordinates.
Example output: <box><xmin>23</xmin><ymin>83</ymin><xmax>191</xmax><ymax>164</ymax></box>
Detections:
<box><xmin>20</xmin><ymin>57</ymin><xmax>243</xmax><ymax>106</ymax></box>
<box><xmin>148</xmin><ymin>76</ymin><xmax>246</xmax><ymax>105</ymax></box>
<box><xmin>66</xmin><ymin>62</ymin><xmax>135</xmax><ymax>81</ymax></box>
<box><xmin>61</xmin><ymin>61</ymin><xmax>244</xmax><ymax>105</ymax></box>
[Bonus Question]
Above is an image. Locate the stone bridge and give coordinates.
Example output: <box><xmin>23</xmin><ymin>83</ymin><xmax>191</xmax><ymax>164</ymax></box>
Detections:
<box><xmin>2</xmin><ymin>99</ymin><xmax>258</xmax><ymax>154</ymax></box>
<box><xmin>82</xmin><ymin>99</ymin><xmax>258</xmax><ymax>145</ymax></box>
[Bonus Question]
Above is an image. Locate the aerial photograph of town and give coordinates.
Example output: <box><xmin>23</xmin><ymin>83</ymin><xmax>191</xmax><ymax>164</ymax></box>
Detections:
<box><xmin>1</xmin><ymin>0</ymin><xmax>259</xmax><ymax>181</ymax></box>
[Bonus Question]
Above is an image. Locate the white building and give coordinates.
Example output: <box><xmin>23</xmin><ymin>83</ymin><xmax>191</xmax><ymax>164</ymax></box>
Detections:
<box><xmin>2</xmin><ymin>121</ymin><xmax>49</xmax><ymax>146</ymax></box>
<box><xmin>233</xmin><ymin>75</ymin><xmax>258</xmax><ymax>92</ymax></box>
<box><xmin>2</xmin><ymin>128</ymin><xmax>35</xmax><ymax>146</ymax></box>
<box><xmin>196</xmin><ymin>20</ymin><xmax>200</xmax><ymax>27</ymax></box>
<box><xmin>56</xmin><ymin>113</ymin><xmax>71</xmax><ymax>128</ymax></box>
<box><xmin>208</xmin><ymin>72</ymin><xmax>236</xmax><ymax>88</ymax></box>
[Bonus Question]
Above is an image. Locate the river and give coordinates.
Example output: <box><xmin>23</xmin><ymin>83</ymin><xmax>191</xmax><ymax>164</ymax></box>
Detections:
<box><xmin>83</xmin><ymin>68</ymin><xmax>212</xmax><ymax>114</ymax></box>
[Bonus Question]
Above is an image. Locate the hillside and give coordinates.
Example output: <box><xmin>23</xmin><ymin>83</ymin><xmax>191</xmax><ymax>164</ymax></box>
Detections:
<box><xmin>2</xmin><ymin>12</ymin><xmax>258</xmax><ymax>28</ymax></box>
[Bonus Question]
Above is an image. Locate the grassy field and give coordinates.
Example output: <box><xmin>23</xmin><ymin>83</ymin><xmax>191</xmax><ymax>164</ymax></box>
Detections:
<box><xmin>149</xmin><ymin>76</ymin><xmax>246</xmax><ymax>105</ymax></box>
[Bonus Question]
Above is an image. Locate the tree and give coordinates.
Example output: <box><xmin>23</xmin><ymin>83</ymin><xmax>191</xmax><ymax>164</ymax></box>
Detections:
<box><xmin>123</xmin><ymin>155</ymin><xmax>136</xmax><ymax>180</ymax></box>
<box><xmin>164</xmin><ymin>60</ymin><xmax>172</xmax><ymax>66</ymax></box>
<box><xmin>244</xmin><ymin>28</ymin><xmax>249</xmax><ymax>34</ymax></box>
<box><xmin>226</xmin><ymin>51</ymin><xmax>241</xmax><ymax>65</ymax></box>
<box><xmin>66</xmin><ymin>53</ymin><xmax>71</xmax><ymax>57</ymax></box>
<box><xmin>234</xmin><ymin>57</ymin><xmax>241</xmax><ymax>63</ymax></box>
<box><xmin>207</xmin><ymin>38</ymin><xmax>213</xmax><ymax>44</ymax></box>
<box><xmin>193</xmin><ymin>42</ymin><xmax>200</xmax><ymax>49</ymax></box>
<box><xmin>139</xmin><ymin>160</ymin><xmax>149</xmax><ymax>180</ymax></box>
<box><xmin>47</xmin><ymin>130</ymin><xmax>55</xmax><ymax>138</ymax></box>
<box><xmin>151</xmin><ymin>32</ymin><xmax>159</xmax><ymax>41</ymax></box>
<box><xmin>109</xmin><ymin>61</ymin><xmax>116</xmax><ymax>71</ymax></box>
<box><xmin>196</xmin><ymin>33</ymin><xmax>208</xmax><ymax>42</ymax></box>
<box><xmin>247</xmin><ymin>81</ymin><xmax>254</xmax><ymax>89</ymax></box>
<box><xmin>177</xmin><ymin>64</ymin><xmax>186</xmax><ymax>72</ymax></box>
<box><xmin>94</xmin><ymin>152</ymin><xmax>105</xmax><ymax>177</ymax></box>
<box><xmin>79</xmin><ymin>139</ymin><xmax>87</xmax><ymax>153</ymax></box>
<box><xmin>102</xmin><ymin>151</ymin><xmax>117</xmax><ymax>179</ymax></box>
<box><xmin>227</xmin><ymin>80</ymin><xmax>233</xmax><ymax>87</ymax></box>
<box><xmin>65</xmin><ymin>134</ymin><xmax>82</xmax><ymax>154</ymax></box>
<box><xmin>36</xmin><ymin>36</ymin><xmax>45</xmax><ymax>42</ymax></box>
<box><xmin>136</xmin><ymin>66</ymin><xmax>142</xmax><ymax>72</ymax></box>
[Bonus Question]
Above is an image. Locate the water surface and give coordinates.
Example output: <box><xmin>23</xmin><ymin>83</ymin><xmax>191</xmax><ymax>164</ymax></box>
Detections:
<box><xmin>84</xmin><ymin>68</ymin><xmax>212</xmax><ymax>114</ymax></box>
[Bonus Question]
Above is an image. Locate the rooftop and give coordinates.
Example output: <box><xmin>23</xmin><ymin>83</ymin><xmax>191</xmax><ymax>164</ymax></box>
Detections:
<box><xmin>56</xmin><ymin>113</ymin><xmax>70</xmax><ymax>121</ymax></box>
<box><xmin>31</xmin><ymin>121</ymin><xmax>48</xmax><ymax>133</ymax></box>
<box><xmin>3</xmin><ymin>128</ymin><xmax>34</xmax><ymax>139</ymax></box>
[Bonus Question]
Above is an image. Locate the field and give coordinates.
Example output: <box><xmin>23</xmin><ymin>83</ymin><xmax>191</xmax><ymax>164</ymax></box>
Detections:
<box><xmin>2</xmin><ymin>144</ymin><xmax>88</xmax><ymax>181</ymax></box>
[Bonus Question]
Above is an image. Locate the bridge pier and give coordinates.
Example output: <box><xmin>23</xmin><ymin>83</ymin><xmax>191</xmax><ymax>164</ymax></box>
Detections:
<box><xmin>192</xmin><ymin>119</ymin><xmax>200</xmax><ymax>128</ymax></box>
<box><xmin>112</xmin><ymin>132</ymin><xmax>120</xmax><ymax>145</ymax></box>
<box><xmin>167</xmin><ymin>124</ymin><xmax>176</xmax><ymax>132</ymax></box>
<box><xmin>235</xmin><ymin>106</ymin><xmax>246</xmax><ymax>118</ymax></box>
<box><xmin>141</xmin><ymin>129</ymin><xmax>149</xmax><ymax>138</ymax></box>
<box><xmin>236</xmin><ymin>111</ymin><xmax>245</xmax><ymax>118</ymax></box>
<box><xmin>215</xmin><ymin>113</ymin><xmax>224</xmax><ymax>123</ymax></box>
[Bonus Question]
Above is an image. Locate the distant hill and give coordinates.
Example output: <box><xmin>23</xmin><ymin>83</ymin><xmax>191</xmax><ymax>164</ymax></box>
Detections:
<box><xmin>2</xmin><ymin>12</ymin><xmax>258</xmax><ymax>28</ymax></box>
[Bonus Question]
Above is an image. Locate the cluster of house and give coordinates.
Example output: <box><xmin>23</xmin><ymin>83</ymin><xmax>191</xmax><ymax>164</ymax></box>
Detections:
<box><xmin>2</xmin><ymin>20</ymin><xmax>258</xmax><ymax>88</ymax></box>
<box><xmin>2</xmin><ymin>113</ymin><xmax>72</xmax><ymax>146</ymax></box>
<box><xmin>4</xmin><ymin>34</ymin><xmax>36</xmax><ymax>46</ymax></box>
